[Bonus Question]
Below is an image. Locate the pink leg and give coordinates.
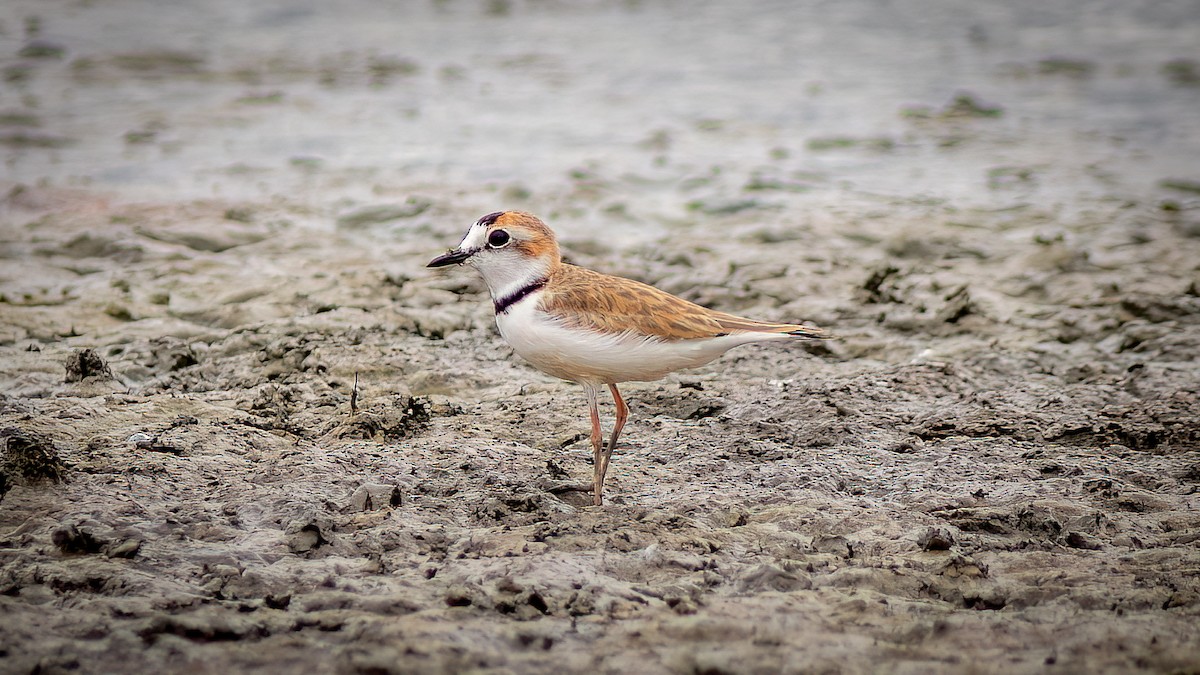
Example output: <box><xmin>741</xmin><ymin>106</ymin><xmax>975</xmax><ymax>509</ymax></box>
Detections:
<box><xmin>600</xmin><ymin>383</ymin><xmax>628</xmax><ymax>489</ymax></box>
<box><xmin>584</xmin><ymin>385</ymin><xmax>604</xmax><ymax>506</ymax></box>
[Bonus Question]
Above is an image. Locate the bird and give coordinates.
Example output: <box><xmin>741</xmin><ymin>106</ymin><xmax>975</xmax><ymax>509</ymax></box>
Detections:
<box><xmin>427</xmin><ymin>211</ymin><xmax>829</xmax><ymax>506</ymax></box>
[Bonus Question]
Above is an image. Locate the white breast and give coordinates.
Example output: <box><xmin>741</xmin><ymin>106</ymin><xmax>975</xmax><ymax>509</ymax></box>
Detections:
<box><xmin>494</xmin><ymin>292</ymin><xmax>787</xmax><ymax>385</ymax></box>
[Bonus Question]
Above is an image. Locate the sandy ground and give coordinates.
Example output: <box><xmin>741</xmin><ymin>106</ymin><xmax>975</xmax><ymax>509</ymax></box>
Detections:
<box><xmin>2</xmin><ymin>1</ymin><xmax>1199</xmax><ymax>673</ymax></box>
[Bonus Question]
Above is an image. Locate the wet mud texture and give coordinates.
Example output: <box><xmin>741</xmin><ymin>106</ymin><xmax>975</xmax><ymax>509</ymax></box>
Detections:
<box><xmin>3</xmin><ymin>1</ymin><xmax>1200</xmax><ymax>674</ymax></box>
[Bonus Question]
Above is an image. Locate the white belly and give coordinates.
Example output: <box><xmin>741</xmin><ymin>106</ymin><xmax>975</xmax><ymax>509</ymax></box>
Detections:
<box><xmin>494</xmin><ymin>294</ymin><xmax>774</xmax><ymax>384</ymax></box>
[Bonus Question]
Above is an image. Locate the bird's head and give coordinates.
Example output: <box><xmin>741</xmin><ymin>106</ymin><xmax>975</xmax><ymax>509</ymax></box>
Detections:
<box><xmin>427</xmin><ymin>211</ymin><xmax>561</xmax><ymax>300</ymax></box>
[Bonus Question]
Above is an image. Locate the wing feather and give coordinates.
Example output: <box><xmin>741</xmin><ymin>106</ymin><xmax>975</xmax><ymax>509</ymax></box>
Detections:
<box><xmin>539</xmin><ymin>264</ymin><xmax>828</xmax><ymax>341</ymax></box>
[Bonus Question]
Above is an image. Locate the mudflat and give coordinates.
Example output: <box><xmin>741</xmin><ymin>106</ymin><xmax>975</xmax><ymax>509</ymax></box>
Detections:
<box><xmin>2</xmin><ymin>2</ymin><xmax>1198</xmax><ymax>673</ymax></box>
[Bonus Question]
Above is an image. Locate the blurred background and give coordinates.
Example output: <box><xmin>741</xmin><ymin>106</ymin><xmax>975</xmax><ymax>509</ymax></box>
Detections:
<box><xmin>3</xmin><ymin>0</ymin><xmax>1198</xmax><ymax>244</ymax></box>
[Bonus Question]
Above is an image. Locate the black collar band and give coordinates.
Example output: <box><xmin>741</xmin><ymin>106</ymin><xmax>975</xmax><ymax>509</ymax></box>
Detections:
<box><xmin>494</xmin><ymin>277</ymin><xmax>548</xmax><ymax>314</ymax></box>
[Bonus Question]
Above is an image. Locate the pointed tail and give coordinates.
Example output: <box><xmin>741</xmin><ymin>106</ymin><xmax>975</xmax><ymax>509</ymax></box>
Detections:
<box><xmin>714</xmin><ymin>314</ymin><xmax>832</xmax><ymax>340</ymax></box>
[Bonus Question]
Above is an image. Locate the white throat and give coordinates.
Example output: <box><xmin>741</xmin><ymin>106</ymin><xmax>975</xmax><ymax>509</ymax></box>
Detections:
<box><xmin>474</xmin><ymin>255</ymin><xmax>551</xmax><ymax>302</ymax></box>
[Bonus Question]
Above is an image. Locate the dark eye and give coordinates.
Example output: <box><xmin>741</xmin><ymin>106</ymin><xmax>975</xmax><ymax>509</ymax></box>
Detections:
<box><xmin>487</xmin><ymin>229</ymin><xmax>511</xmax><ymax>248</ymax></box>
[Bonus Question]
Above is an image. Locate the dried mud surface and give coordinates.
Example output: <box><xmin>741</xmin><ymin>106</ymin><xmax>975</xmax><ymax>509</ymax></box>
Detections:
<box><xmin>2</xmin><ymin>2</ymin><xmax>1200</xmax><ymax>674</ymax></box>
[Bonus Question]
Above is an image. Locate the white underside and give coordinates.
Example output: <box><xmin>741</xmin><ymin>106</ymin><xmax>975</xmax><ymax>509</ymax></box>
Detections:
<box><xmin>495</xmin><ymin>291</ymin><xmax>791</xmax><ymax>385</ymax></box>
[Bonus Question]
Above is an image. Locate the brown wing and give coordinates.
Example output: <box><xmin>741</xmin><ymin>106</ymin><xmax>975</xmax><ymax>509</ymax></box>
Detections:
<box><xmin>540</xmin><ymin>264</ymin><xmax>828</xmax><ymax>340</ymax></box>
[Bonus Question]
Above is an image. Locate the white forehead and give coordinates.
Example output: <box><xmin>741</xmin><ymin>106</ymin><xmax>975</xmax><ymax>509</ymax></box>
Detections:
<box><xmin>458</xmin><ymin>220</ymin><xmax>489</xmax><ymax>251</ymax></box>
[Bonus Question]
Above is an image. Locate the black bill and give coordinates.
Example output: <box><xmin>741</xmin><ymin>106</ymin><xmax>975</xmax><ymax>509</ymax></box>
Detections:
<box><xmin>426</xmin><ymin>248</ymin><xmax>473</xmax><ymax>267</ymax></box>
